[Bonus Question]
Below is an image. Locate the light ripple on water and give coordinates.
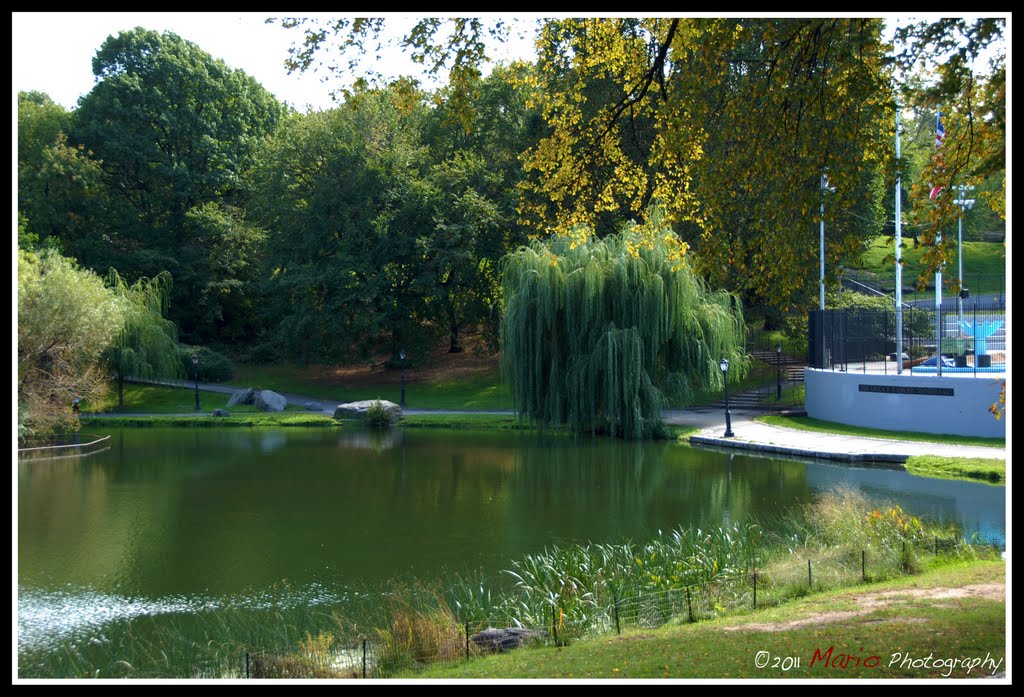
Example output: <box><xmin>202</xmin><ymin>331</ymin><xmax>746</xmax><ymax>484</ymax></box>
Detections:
<box><xmin>17</xmin><ymin>583</ymin><xmax>347</xmax><ymax>653</ymax></box>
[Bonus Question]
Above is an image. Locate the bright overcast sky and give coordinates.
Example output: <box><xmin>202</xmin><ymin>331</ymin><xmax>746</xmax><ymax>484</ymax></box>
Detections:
<box><xmin>12</xmin><ymin>13</ymin><xmax>1008</xmax><ymax>114</ymax></box>
<box><xmin>11</xmin><ymin>12</ymin><xmax>539</xmax><ymax>113</ymax></box>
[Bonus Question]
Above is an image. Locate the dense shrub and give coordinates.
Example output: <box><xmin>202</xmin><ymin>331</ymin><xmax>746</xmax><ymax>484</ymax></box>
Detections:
<box><xmin>178</xmin><ymin>344</ymin><xmax>234</xmax><ymax>383</ymax></box>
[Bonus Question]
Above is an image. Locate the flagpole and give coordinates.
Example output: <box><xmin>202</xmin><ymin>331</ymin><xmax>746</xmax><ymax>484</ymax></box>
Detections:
<box><xmin>895</xmin><ymin>104</ymin><xmax>903</xmax><ymax>374</ymax></box>
<box><xmin>934</xmin><ymin>111</ymin><xmax>944</xmax><ymax>377</ymax></box>
<box><xmin>820</xmin><ymin>174</ymin><xmax>826</xmax><ymax>312</ymax></box>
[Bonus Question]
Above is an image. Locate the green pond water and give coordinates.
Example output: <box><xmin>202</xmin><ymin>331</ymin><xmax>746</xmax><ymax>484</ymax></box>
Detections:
<box><xmin>17</xmin><ymin>427</ymin><xmax>1005</xmax><ymax>662</ymax></box>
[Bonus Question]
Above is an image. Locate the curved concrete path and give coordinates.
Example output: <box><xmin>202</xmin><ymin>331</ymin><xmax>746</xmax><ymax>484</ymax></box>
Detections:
<box><xmin>669</xmin><ymin>407</ymin><xmax>1006</xmax><ymax>464</ymax></box>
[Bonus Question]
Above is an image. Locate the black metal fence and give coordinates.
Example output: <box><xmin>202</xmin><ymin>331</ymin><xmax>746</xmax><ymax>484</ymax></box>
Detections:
<box><xmin>808</xmin><ymin>300</ymin><xmax>1007</xmax><ymax>375</ymax></box>
<box><xmin>236</xmin><ymin>536</ymin><xmax>996</xmax><ymax>679</ymax></box>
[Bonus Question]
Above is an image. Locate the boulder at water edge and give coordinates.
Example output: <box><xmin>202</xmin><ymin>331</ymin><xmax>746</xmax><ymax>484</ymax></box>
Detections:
<box><xmin>333</xmin><ymin>400</ymin><xmax>402</xmax><ymax>425</ymax></box>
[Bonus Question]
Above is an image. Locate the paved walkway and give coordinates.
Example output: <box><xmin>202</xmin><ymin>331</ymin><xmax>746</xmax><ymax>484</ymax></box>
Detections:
<box><xmin>101</xmin><ymin>379</ymin><xmax>1007</xmax><ymax>465</ymax></box>
<box><xmin>668</xmin><ymin>407</ymin><xmax>1007</xmax><ymax>464</ymax></box>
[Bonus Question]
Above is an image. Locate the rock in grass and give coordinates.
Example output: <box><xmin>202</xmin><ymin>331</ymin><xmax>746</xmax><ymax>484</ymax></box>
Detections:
<box><xmin>470</xmin><ymin>627</ymin><xmax>548</xmax><ymax>653</ymax></box>
<box><xmin>255</xmin><ymin>390</ymin><xmax>287</xmax><ymax>412</ymax></box>
<box><xmin>212</xmin><ymin>408</ymin><xmax>231</xmax><ymax>417</ymax></box>
<box><xmin>226</xmin><ymin>387</ymin><xmax>256</xmax><ymax>407</ymax></box>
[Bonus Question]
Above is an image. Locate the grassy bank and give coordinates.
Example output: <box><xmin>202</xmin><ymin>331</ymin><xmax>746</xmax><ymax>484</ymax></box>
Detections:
<box><xmin>904</xmin><ymin>455</ymin><xmax>1006</xmax><ymax>484</ymax></box>
<box><xmin>756</xmin><ymin>414</ymin><xmax>1006</xmax><ymax>450</ymax></box>
<box><xmin>80</xmin><ymin>414</ymin><xmax>339</xmax><ymax>428</ymax></box>
<box><xmin>857</xmin><ymin>236</ymin><xmax>1006</xmax><ymax>292</ymax></box>
<box><xmin>415</xmin><ymin>559</ymin><xmax>1005</xmax><ymax>680</ymax></box>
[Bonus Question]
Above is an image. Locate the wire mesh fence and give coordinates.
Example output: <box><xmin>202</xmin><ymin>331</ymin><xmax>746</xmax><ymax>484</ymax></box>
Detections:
<box><xmin>238</xmin><ymin>536</ymin><xmax>992</xmax><ymax>679</ymax></box>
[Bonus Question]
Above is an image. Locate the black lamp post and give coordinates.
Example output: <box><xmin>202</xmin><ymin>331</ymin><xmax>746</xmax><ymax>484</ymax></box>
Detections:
<box><xmin>399</xmin><ymin>349</ymin><xmax>407</xmax><ymax>407</ymax></box>
<box><xmin>720</xmin><ymin>357</ymin><xmax>734</xmax><ymax>437</ymax></box>
<box><xmin>193</xmin><ymin>356</ymin><xmax>201</xmax><ymax>411</ymax></box>
<box><xmin>775</xmin><ymin>344</ymin><xmax>782</xmax><ymax>401</ymax></box>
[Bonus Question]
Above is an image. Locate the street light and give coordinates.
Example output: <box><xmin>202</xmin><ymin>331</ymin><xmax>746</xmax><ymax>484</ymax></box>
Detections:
<box><xmin>719</xmin><ymin>357</ymin><xmax>734</xmax><ymax>438</ymax></box>
<box><xmin>775</xmin><ymin>344</ymin><xmax>782</xmax><ymax>401</ymax></box>
<box><xmin>192</xmin><ymin>356</ymin><xmax>201</xmax><ymax>411</ymax></box>
<box><xmin>399</xmin><ymin>349</ymin><xmax>407</xmax><ymax>407</ymax></box>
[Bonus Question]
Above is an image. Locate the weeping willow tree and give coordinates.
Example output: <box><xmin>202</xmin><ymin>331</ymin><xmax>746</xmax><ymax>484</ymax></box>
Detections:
<box><xmin>501</xmin><ymin>219</ymin><xmax>747</xmax><ymax>439</ymax></box>
<box><xmin>104</xmin><ymin>269</ymin><xmax>182</xmax><ymax>407</ymax></box>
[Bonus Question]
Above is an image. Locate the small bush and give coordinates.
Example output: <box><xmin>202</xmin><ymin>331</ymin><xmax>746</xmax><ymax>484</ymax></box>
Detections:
<box><xmin>365</xmin><ymin>400</ymin><xmax>395</xmax><ymax>429</ymax></box>
<box><xmin>179</xmin><ymin>344</ymin><xmax>234</xmax><ymax>383</ymax></box>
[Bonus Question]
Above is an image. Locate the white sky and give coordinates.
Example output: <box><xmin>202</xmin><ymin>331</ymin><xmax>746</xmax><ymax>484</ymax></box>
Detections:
<box><xmin>11</xmin><ymin>12</ymin><xmax>539</xmax><ymax>113</ymax></box>
<box><xmin>12</xmin><ymin>13</ymin><xmax>1010</xmax><ymax>113</ymax></box>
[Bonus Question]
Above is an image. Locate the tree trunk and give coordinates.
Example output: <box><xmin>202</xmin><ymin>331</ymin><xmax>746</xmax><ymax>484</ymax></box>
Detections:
<box><xmin>449</xmin><ymin>318</ymin><xmax>463</xmax><ymax>353</ymax></box>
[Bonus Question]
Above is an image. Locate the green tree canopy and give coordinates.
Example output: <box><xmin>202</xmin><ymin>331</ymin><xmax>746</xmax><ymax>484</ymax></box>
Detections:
<box><xmin>68</xmin><ymin>27</ymin><xmax>288</xmax><ymax>342</ymax></box>
<box><xmin>501</xmin><ymin>213</ymin><xmax>747</xmax><ymax>439</ymax></box>
<box><xmin>249</xmin><ymin>83</ymin><xmax>436</xmax><ymax>362</ymax></box>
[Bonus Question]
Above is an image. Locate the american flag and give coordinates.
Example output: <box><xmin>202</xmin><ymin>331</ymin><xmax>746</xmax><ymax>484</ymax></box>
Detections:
<box><xmin>929</xmin><ymin>111</ymin><xmax>945</xmax><ymax>200</ymax></box>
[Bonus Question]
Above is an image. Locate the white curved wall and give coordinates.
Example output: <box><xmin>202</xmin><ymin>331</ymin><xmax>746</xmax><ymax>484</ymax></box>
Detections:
<box><xmin>805</xmin><ymin>369</ymin><xmax>1006</xmax><ymax>439</ymax></box>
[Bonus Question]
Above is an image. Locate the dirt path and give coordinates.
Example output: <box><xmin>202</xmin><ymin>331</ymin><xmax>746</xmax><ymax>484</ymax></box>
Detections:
<box><xmin>720</xmin><ymin>582</ymin><xmax>1006</xmax><ymax>633</ymax></box>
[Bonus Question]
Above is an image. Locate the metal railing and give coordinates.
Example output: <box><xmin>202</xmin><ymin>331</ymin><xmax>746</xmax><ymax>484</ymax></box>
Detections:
<box><xmin>17</xmin><ymin>434</ymin><xmax>111</xmax><ymax>460</ymax></box>
<box><xmin>808</xmin><ymin>301</ymin><xmax>1007</xmax><ymax>376</ymax></box>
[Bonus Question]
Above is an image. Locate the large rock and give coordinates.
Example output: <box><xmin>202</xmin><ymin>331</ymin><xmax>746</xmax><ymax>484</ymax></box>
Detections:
<box><xmin>255</xmin><ymin>390</ymin><xmax>288</xmax><ymax>412</ymax></box>
<box><xmin>333</xmin><ymin>400</ymin><xmax>402</xmax><ymax>425</ymax></box>
<box><xmin>470</xmin><ymin>628</ymin><xmax>548</xmax><ymax>653</ymax></box>
<box><xmin>226</xmin><ymin>387</ymin><xmax>256</xmax><ymax>407</ymax></box>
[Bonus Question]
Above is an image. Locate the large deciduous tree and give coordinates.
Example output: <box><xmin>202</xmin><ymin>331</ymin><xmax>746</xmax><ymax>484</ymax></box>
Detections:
<box><xmin>249</xmin><ymin>83</ymin><xmax>435</xmax><ymax>362</ymax></box>
<box><xmin>517</xmin><ymin>18</ymin><xmax>893</xmax><ymax>317</ymax></box>
<box><xmin>501</xmin><ymin>212</ymin><xmax>747</xmax><ymax>439</ymax></box>
<box><xmin>69</xmin><ymin>27</ymin><xmax>288</xmax><ymax>342</ymax></box>
<box><xmin>891</xmin><ymin>18</ymin><xmax>1006</xmax><ymax>288</ymax></box>
<box><xmin>17</xmin><ymin>91</ymin><xmax>106</xmax><ymax>249</ymax></box>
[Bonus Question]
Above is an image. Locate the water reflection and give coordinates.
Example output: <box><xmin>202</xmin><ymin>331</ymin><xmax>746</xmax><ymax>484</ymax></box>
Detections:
<box><xmin>18</xmin><ymin>426</ymin><xmax>1005</xmax><ymax>651</ymax></box>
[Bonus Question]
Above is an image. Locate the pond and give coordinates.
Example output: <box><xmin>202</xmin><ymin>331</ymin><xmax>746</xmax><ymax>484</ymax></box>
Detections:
<box><xmin>17</xmin><ymin>427</ymin><xmax>1005</xmax><ymax>668</ymax></box>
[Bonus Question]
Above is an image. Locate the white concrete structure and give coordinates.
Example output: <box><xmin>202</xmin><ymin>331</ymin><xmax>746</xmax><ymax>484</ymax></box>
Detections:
<box><xmin>805</xmin><ymin>369</ymin><xmax>1005</xmax><ymax>439</ymax></box>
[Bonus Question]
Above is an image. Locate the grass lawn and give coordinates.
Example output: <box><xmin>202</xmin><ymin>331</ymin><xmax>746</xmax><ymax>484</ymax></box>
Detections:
<box><xmin>756</xmin><ymin>414</ymin><xmax>1005</xmax><ymax>450</ymax></box>
<box><xmin>413</xmin><ymin>559</ymin><xmax>1006</xmax><ymax>680</ymax></box>
<box><xmin>230</xmin><ymin>362</ymin><xmax>515</xmax><ymax>410</ymax></box>
<box><xmin>856</xmin><ymin>236</ymin><xmax>1005</xmax><ymax>294</ymax></box>
<box><xmin>85</xmin><ymin>383</ymin><xmax>306</xmax><ymax>414</ymax></box>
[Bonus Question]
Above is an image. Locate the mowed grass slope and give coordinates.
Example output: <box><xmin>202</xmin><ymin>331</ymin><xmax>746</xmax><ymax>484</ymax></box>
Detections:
<box><xmin>855</xmin><ymin>237</ymin><xmax>1005</xmax><ymax>292</ymax></box>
